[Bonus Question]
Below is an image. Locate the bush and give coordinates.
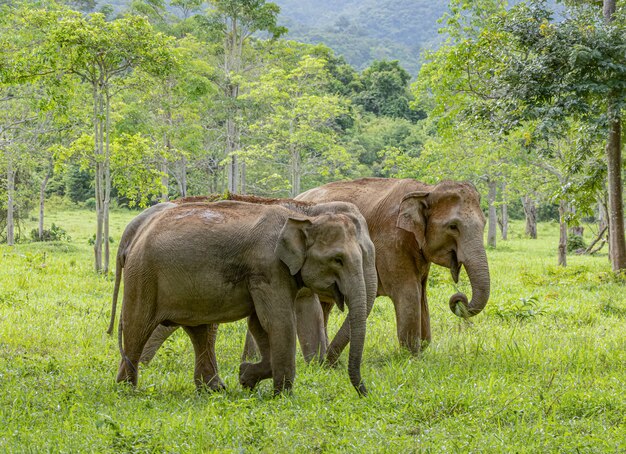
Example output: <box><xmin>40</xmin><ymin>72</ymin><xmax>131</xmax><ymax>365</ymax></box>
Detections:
<box><xmin>30</xmin><ymin>223</ymin><xmax>71</xmax><ymax>242</ymax></box>
<box><xmin>83</xmin><ymin>198</ymin><xmax>96</xmax><ymax>210</ymax></box>
<box><xmin>567</xmin><ymin>234</ymin><xmax>586</xmax><ymax>253</ymax></box>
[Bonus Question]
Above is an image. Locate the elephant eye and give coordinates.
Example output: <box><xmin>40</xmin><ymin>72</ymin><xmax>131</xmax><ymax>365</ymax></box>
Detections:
<box><xmin>332</xmin><ymin>256</ymin><xmax>344</xmax><ymax>266</ymax></box>
<box><xmin>448</xmin><ymin>223</ymin><xmax>459</xmax><ymax>231</ymax></box>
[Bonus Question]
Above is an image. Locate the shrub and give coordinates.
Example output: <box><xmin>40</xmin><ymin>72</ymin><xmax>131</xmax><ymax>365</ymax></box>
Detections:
<box><xmin>30</xmin><ymin>223</ymin><xmax>71</xmax><ymax>242</ymax></box>
<box><xmin>567</xmin><ymin>234</ymin><xmax>586</xmax><ymax>253</ymax></box>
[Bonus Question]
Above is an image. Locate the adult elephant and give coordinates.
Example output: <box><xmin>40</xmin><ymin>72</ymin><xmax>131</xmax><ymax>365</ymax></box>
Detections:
<box><xmin>119</xmin><ymin>196</ymin><xmax>376</xmax><ymax>368</ymax></box>
<box><xmin>116</xmin><ymin>200</ymin><xmax>372</xmax><ymax>396</ymax></box>
<box><xmin>295</xmin><ymin>177</ymin><xmax>490</xmax><ymax>359</ymax></box>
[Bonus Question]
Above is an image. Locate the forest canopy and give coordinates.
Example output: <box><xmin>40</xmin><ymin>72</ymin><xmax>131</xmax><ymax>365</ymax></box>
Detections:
<box><xmin>0</xmin><ymin>0</ymin><xmax>625</xmax><ymax>272</ymax></box>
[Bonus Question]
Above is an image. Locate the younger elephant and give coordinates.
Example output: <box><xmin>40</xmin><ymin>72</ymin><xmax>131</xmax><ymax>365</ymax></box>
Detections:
<box><xmin>117</xmin><ymin>201</ymin><xmax>369</xmax><ymax>396</ymax></box>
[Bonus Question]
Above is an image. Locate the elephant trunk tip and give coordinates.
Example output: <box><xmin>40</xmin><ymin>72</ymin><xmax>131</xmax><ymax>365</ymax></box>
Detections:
<box><xmin>449</xmin><ymin>292</ymin><xmax>481</xmax><ymax>319</ymax></box>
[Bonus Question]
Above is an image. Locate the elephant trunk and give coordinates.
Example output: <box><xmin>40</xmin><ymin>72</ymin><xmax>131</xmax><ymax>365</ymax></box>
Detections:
<box><xmin>344</xmin><ymin>276</ymin><xmax>368</xmax><ymax>397</ymax></box>
<box><xmin>449</xmin><ymin>242</ymin><xmax>490</xmax><ymax>318</ymax></box>
<box><xmin>326</xmin><ymin>245</ymin><xmax>377</xmax><ymax>367</ymax></box>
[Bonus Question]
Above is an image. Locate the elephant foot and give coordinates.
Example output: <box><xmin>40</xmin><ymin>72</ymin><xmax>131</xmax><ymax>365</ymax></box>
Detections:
<box><xmin>196</xmin><ymin>377</ymin><xmax>226</xmax><ymax>393</ymax></box>
<box><xmin>239</xmin><ymin>361</ymin><xmax>271</xmax><ymax>390</ymax></box>
<box><xmin>116</xmin><ymin>358</ymin><xmax>138</xmax><ymax>386</ymax></box>
<box><xmin>196</xmin><ymin>375</ymin><xmax>226</xmax><ymax>393</ymax></box>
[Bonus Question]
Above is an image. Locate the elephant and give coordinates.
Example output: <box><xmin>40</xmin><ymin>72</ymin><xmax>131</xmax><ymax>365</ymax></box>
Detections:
<box><xmin>107</xmin><ymin>195</ymin><xmax>225</xmax><ymax>335</ymax></box>
<box><xmin>109</xmin><ymin>194</ymin><xmax>377</xmax><ymax>369</ymax></box>
<box><xmin>295</xmin><ymin>177</ymin><xmax>490</xmax><ymax>359</ymax></box>
<box><xmin>115</xmin><ymin>200</ymin><xmax>371</xmax><ymax>396</ymax></box>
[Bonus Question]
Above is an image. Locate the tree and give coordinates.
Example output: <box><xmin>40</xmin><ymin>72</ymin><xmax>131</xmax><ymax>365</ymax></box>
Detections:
<box><xmin>352</xmin><ymin>60</ymin><xmax>423</xmax><ymax>121</ymax></box>
<box><xmin>202</xmin><ymin>0</ymin><xmax>286</xmax><ymax>193</ymax></box>
<box><xmin>242</xmin><ymin>55</ymin><xmax>353</xmax><ymax>196</ymax></box>
<box><xmin>602</xmin><ymin>0</ymin><xmax>625</xmax><ymax>270</ymax></box>
<box><xmin>32</xmin><ymin>9</ymin><xmax>175</xmax><ymax>272</ymax></box>
<box><xmin>489</xmin><ymin>0</ymin><xmax>626</xmax><ymax>270</ymax></box>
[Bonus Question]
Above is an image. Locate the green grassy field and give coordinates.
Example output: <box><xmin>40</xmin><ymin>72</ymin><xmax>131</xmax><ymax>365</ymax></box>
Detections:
<box><xmin>1</xmin><ymin>205</ymin><xmax>625</xmax><ymax>452</ymax></box>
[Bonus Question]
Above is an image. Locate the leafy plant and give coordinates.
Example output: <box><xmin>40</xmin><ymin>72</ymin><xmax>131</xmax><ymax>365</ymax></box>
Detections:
<box><xmin>567</xmin><ymin>234</ymin><xmax>586</xmax><ymax>253</ymax></box>
<box><xmin>30</xmin><ymin>223</ymin><xmax>71</xmax><ymax>242</ymax></box>
<box><xmin>493</xmin><ymin>296</ymin><xmax>545</xmax><ymax>321</ymax></box>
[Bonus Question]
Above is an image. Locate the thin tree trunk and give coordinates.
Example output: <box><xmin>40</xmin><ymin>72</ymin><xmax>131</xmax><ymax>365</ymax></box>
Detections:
<box><xmin>226</xmin><ymin>116</ymin><xmax>239</xmax><ymax>193</ymax></box>
<box><xmin>160</xmin><ymin>156</ymin><xmax>169</xmax><ymax>202</ymax></box>
<box><xmin>6</xmin><ymin>160</ymin><xmax>15</xmax><ymax>246</ymax></box>
<box><xmin>605</xmin><ymin>96</ymin><xmax>625</xmax><ymax>270</ymax></box>
<box><xmin>604</xmin><ymin>0</ymin><xmax>626</xmax><ymax>271</ymax></box>
<box><xmin>500</xmin><ymin>203</ymin><xmax>508</xmax><ymax>240</ymax></box>
<box><xmin>103</xmin><ymin>90</ymin><xmax>112</xmax><ymax>274</ymax></box>
<box><xmin>499</xmin><ymin>182</ymin><xmax>508</xmax><ymax>240</ymax></box>
<box><xmin>487</xmin><ymin>179</ymin><xmax>497</xmax><ymax>248</ymax></box>
<box><xmin>558</xmin><ymin>199</ymin><xmax>567</xmax><ymax>267</ymax></box>
<box><xmin>38</xmin><ymin>160</ymin><xmax>52</xmax><ymax>240</ymax></box>
<box><xmin>93</xmin><ymin>82</ymin><xmax>103</xmax><ymax>272</ymax></box>
<box><xmin>240</xmin><ymin>160</ymin><xmax>246</xmax><ymax>194</ymax></box>
<box><xmin>522</xmin><ymin>195</ymin><xmax>537</xmax><ymax>239</ymax></box>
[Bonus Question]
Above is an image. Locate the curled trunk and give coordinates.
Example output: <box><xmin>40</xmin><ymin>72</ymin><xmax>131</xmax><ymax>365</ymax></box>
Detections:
<box><xmin>449</xmin><ymin>242</ymin><xmax>490</xmax><ymax>318</ymax></box>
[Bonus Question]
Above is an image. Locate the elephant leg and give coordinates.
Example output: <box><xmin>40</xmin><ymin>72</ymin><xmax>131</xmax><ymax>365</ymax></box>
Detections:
<box><xmin>140</xmin><ymin>325</ymin><xmax>180</xmax><ymax>364</ymax></box>
<box><xmin>116</xmin><ymin>317</ymin><xmax>158</xmax><ymax>386</ymax></box>
<box><xmin>295</xmin><ymin>289</ymin><xmax>326</xmax><ymax>364</ymax></box>
<box><xmin>183</xmin><ymin>324</ymin><xmax>225</xmax><ymax>392</ymax></box>
<box><xmin>239</xmin><ymin>312</ymin><xmax>272</xmax><ymax>390</ymax></box>
<box><xmin>241</xmin><ymin>328</ymin><xmax>260</xmax><ymax>362</ymax></box>
<box><xmin>389</xmin><ymin>278</ymin><xmax>423</xmax><ymax>355</ymax></box>
<box><xmin>420</xmin><ymin>273</ymin><xmax>432</xmax><ymax>349</ymax></box>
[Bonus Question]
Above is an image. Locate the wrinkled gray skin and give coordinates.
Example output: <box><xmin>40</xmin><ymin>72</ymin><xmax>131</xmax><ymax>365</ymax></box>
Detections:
<box><xmin>126</xmin><ymin>196</ymin><xmax>376</xmax><ymax>369</ymax></box>
<box><xmin>107</xmin><ymin>202</ymin><xmax>175</xmax><ymax>335</ymax></box>
<box><xmin>116</xmin><ymin>201</ymin><xmax>371</xmax><ymax>396</ymax></box>
<box><xmin>296</xmin><ymin>178</ymin><xmax>490</xmax><ymax>358</ymax></box>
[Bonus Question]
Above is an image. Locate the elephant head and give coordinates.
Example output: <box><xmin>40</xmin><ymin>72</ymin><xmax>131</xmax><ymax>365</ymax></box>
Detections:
<box><xmin>276</xmin><ymin>213</ymin><xmax>368</xmax><ymax>396</ymax></box>
<box><xmin>396</xmin><ymin>181</ymin><xmax>490</xmax><ymax>318</ymax></box>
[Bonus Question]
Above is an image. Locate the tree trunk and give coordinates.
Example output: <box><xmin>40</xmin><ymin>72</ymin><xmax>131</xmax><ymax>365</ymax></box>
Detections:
<box><xmin>290</xmin><ymin>146</ymin><xmax>301</xmax><ymax>198</ymax></box>
<box><xmin>487</xmin><ymin>179</ymin><xmax>497</xmax><ymax>248</ymax></box>
<box><xmin>160</xmin><ymin>156</ymin><xmax>169</xmax><ymax>202</ymax></box>
<box><xmin>38</xmin><ymin>160</ymin><xmax>53</xmax><ymax>240</ymax></box>
<box><xmin>558</xmin><ymin>199</ymin><xmax>567</xmax><ymax>267</ymax></box>
<box><xmin>240</xmin><ymin>160</ymin><xmax>246</xmax><ymax>194</ymax></box>
<box><xmin>226</xmin><ymin>116</ymin><xmax>239</xmax><ymax>194</ymax></box>
<box><xmin>499</xmin><ymin>181</ymin><xmax>508</xmax><ymax>240</ymax></box>
<box><xmin>521</xmin><ymin>195</ymin><xmax>537</xmax><ymax>239</ymax></box>
<box><xmin>103</xmin><ymin>90</ymin><xmax>112</xmax><ymax>274</ymax></box>
<box><xmin>500</xmin><ymin>203</ymin><xmax>508</xmax><ymax>241</ymax></box>
<box><xmin>6</xmin><ymin>160</ymin><xmax>15</xmax><ymax>246</ymax></box>
<box><xmin>605</xmin><ymin>97</ymin><xmax>625</xmax><ymax>270</ymax></box>
<box><xmin>604</xmin><ymin>0</ymin><xmax>626</xmax><ymax>271</ymax></box>
<box><xmin>177</xmin><ymin>156</ymin><xmax>187</xmax><ymax>197</ymax></box>
<box><xmin>93</xmin><ymin>82</ymin><xmax>103</xmax><ymax>272</ymax></box>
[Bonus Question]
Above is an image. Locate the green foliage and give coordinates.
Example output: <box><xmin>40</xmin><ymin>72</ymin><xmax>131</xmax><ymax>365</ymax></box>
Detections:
<box><xmin>30</xmin><ymin>223</ymin><xmax>71</xmax><ymax>242</ymax></box>
<box><xmin>63</xmin><ymin>164</ymin><xmax>92</xmax><ymax>204</ymax></box>
<box><xmin>241</xmin><ymin>54</ymin><xmax>353</xmax><ymax>196</ymax></box>
<box><xmin>352</xmin><ymin>60</ymin><xmax>423</xmax><ymax>121</ymax></box>
<box><xmin>567</xmin><ymin>232</ymin><xmax>586</xmax><ymax>252</ymax></box>
<box><xmin>493</xmin><ymin>295</ymin><xmax>546</xmax><ymax>321</ymax></box>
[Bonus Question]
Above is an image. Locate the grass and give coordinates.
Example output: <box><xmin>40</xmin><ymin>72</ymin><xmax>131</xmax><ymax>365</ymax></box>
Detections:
<box><xmin>1</xmin><ymin>208</ymin><xmax>626</xmax><ymax>452</ymax></box>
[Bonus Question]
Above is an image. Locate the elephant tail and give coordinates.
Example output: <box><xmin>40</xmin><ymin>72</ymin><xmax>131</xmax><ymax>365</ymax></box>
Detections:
<box><xmin>107</xmin><ymin>251</ymin><xmax>124</xmax><ymax>335</ymax></box>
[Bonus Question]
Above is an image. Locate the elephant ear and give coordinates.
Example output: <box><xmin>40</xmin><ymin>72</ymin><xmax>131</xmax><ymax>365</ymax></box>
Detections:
<box><xmin>276</xmin><ymin>217</ymin><xmax>312</xmax><ymax>275</ymax></box>
<box><xmin>396</xmin><ymin>191</ymin><xmax>430</xmax><ymax>249</ymax></box>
